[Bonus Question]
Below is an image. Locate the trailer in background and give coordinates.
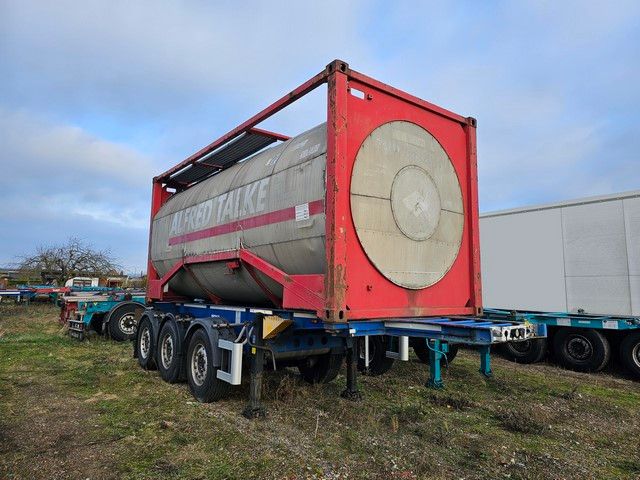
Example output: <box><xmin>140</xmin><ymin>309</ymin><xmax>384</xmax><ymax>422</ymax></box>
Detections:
<box><xmin>0</xmin><ymin>286</ymin><xmax>71</xmax><ymax>303</ymax></box>
<box><xmin>61</xmin><ymin>291</ymin><xmax>145</xmax><ymax>341</ymax></box>
<box><xmin>65</xmin><ymin>276</ymin><xmax>132</xmax><ymax>289</ymax></box>
<box><xmin>0</xmin><ymin>289</ymin><xmax>33</xmax><ymax>303</ymax></box>
<box><xmin>480</xmin><ymin>191</ymin><xmax>640</xmax><ymax>377</ymax></box>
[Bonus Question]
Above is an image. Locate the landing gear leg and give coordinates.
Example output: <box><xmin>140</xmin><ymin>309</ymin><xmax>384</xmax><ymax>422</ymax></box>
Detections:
<box><xmin>243</xmin><ymin>319</ymin><xmax>267</xmax><ymax>419</ymax></box>
<box><xmin>341</xmin><ymin>340</ymin><xmax>362</xmax><ymax>401</ymax></box>
<box><xmin>426</xmin><ymin>339</ymin><xmax>444</xmax><ymax>389</ymax></box>
<box><xmin>479</xmin><ymin>345</ymin><xmax>493</xmax><ymax>378</ymax></box>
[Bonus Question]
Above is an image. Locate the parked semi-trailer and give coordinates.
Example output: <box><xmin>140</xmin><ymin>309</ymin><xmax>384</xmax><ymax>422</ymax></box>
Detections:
<box><xmin>61</xmin><ymin>291</ymin><xmax>146</xmax><ymax>341</ymax></box>
<box><xmin>134</xmin><ymin>60</ymin><xmax>540</xmax><ymax>416</ymax></box>
<box><xmin>480</xmin><ymin>190</ymin><xmax>640</xmax><ymax>377</ymax></box>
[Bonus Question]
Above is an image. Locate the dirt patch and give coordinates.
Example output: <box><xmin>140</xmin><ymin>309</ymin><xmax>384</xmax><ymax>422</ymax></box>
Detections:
<box><xmin>496</xmin><ymin>406</ymin><xmax>549</xmax><ymax>435</ymax></box>
<box><xmin>84</xmin><ymin>391</ymin><xmax>119</xmax><ymax>403</ymax></box>
<box><xmin>0</xmin><ymin>358</ymin><xmax>119</xmax><ymax>479</ymax></box>
<box><xmin>427</xmin><ymin>392</ymin><xmax>476</xmax><ymax>410</ymax></box>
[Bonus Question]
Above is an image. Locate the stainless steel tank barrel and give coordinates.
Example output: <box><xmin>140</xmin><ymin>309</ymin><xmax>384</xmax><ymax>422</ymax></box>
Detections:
<box><xmin>151</xmin><ymin>124</ymin><xmax>328</xmax><ymax>304</ymax></box>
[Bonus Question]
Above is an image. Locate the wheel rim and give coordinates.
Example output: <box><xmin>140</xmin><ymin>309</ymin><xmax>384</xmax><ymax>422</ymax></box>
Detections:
<box><xmin>161</xmin><ymin>334</ymin><xmax>174</xmax><ymax>369</ymax></box>
<box><xmin>191</xmin><ymin>343</ymin><xmax>208</xmax><ymax>386</ymax></box>
<box><xmin>119</xmin><ymin>313</ymin><xmax>137</xmax><ymax>335</ymax></box>
<box><xmin>511</xmin><ymin>340</ymin><xmax>532</xmax><ymax>353</ymax></box>
<box><xmin>632</xmin><ymin>343</ymin><xmax>640</xmax><ymax>369</ymax></box>
<box><xmin>566</xmin><ymin>335</ymin><xmax>593</xmax><ymax>361</ymax></box>
<box><xmin>140</xmin><ymin>326</ymin><xmax>151</xmax><ymax>359</ymax></box>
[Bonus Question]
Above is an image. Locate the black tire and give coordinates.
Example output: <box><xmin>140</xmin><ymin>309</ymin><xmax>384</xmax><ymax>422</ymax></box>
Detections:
<box><xmin>157</xmin><ymin>320</ymin><xmax>183</xmax><ymax>384</ymax></box>
<box><xmin>553</xmin><ymin>328</ymin><xmax>610</xmax><ymax>372</ymax></box>
<box><xmin>186</xmin><ymin>329</ymin><xmax>230</xmax><ymax>402</ymax></box>
<box><xmin>500</xmin><ymin>338</ymin><xmax>547</xmax><ymax>364</ymax></box>
<box><xmin>357</xmin><ymin>336</ymin><xmax>394</xmax><ymax>376</ymax></box>
<box><xmin>298</xmin><ymin>352</ymin><xmax>344</xmax><ymax>384</ymax></box>
<box><xmin>620</xmin><ymin>331</ymin><xmax>640</xmax><ymax>379</ymax></box>
<box><xmin>108</xmin><ymin>303</ymin><xmax>142</xmax><ymax>341</ymax></box>
<box><xmin>137</xmin><ymin>316</ymin><xmax>157</xmax><ymax>371</ymax></box>
<box><xmin>412</xmin><ymin>339</ymin><xmax>459</xmax><ymax>366</ymax></box>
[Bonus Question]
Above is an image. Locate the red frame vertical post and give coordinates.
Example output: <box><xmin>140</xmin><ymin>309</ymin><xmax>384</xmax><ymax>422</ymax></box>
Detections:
<box><xmin>324</xmin><ymin>61</ymin><xmax>350</xmax><ymax>322</ymax></box>
<box><xmin>464</xmin><ymin>118</ymin><xmax>483</xmax><ymax>314</ymax></box>
<box><xmin>146</xmin><ymin>180</ymin><xmax>171</xmax><ymax>301</ymax></box>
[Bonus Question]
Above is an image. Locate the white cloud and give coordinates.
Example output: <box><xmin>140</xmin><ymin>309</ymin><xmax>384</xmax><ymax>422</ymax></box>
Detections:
<box><xmin>0</xmin><ymin>109</ymin><xmax>154</xmax><ymax>188</ymax></box>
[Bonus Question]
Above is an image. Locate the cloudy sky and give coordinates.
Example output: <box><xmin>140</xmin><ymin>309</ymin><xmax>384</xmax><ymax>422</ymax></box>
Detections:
<box><xmin>1</xmin><ymin>0</ymin><xmax>639</xmax><ymax>272</ymax></box>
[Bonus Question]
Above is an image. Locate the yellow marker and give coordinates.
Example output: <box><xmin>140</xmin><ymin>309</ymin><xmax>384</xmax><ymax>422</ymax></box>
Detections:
<box><xmin>263</xmin><ymin>315</ymin><xmax>293</xmax><ymax>339</ymax></box>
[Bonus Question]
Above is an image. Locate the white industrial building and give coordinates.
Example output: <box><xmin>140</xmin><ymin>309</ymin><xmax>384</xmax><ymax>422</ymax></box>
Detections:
<box><xmin>480</xmin><ymin>190</ymin><xmax>640</xmax><ymax>316</ymax></box>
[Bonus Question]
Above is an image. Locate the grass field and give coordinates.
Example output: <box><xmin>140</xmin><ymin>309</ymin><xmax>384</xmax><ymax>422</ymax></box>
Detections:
<box><xmin>1</xmin><ymin>303</ymin><xmax>639</xmax><ymax>479</ymax></box>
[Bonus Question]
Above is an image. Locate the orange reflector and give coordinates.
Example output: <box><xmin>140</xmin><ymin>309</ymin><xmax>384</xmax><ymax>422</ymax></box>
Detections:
<box><xmin>263</xmin><ymin>315</ymin><xmax>292</xmax><ymax>339</ymax></box>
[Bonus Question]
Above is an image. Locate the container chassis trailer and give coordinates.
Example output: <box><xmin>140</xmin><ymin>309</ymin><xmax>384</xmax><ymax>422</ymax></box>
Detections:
<box><xmin>61</xmin><ymin>291</ymin><xmax>146</xmax><ymax>341</ymax></box>
<box><xmin>0</xmin><ymin>286</ymin><xmax>70</xmax><ymax>303</ymax></box>
<box><xmin>0</xmin><ymin>289</ymin><xmax>34</xmax><ymax>303</ymax></box>
<box><xmin>137</xmin><ymin>60</ymin><xmax>544</xmax><ymax>416</ymax></box>
<box><xmin>135</xmin><ymin>302</ymin><xmax>542</xmax><ymax>417</ymax></box>
<box><xmin>485</xmin><ymin>308</ymin><xmax>640</xmax><ymax>378</ymax></box>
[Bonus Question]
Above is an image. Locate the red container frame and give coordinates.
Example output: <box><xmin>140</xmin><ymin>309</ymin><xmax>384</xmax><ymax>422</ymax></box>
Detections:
<box><xmin>147</xmin><ymin>60</ymin><xmax>482</xmax><ymax>323</ymax></box>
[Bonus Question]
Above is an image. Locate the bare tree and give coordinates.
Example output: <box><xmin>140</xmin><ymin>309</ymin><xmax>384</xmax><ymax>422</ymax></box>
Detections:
<box><xmin>18</xmin><ymin>237</ymin><xmax>121</xmax><ymax>285</ymax></box>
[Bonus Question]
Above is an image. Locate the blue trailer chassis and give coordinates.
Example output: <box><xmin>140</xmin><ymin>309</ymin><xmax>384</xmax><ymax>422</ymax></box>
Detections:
<box><xmin>483</xmin><ymin>308</ymin><xmax>640</xmax><ymax>331</ymax></box>
<box><xmin>141</xmin><ymin>301</ymin><xmax>545</xmax><ymax>415</ymax></box>
<box><xmin>482</xmin><ymin>308</ymin><xmax>640</xmax><ymax>377</ymax></box>
<box><xmin>0</xmin><ymin>289</ymin><xmax>34</xmax><ymax>303</ymax></box>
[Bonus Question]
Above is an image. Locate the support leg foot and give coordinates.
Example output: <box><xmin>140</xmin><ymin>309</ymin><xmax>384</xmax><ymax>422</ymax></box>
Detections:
<box><xmin>426</xmin><ymin>378</ymin><xmax>444</xmax><ymax>389</ymax></box>
<box><xmin>340</xmin><ymin>389</ymin><xmax>363</xmax><ymax>401</ymax></box>
<box><xmin>242</xmin><ymin>405</ymin><xmax>267</xmax><ymax>419</ymax></box>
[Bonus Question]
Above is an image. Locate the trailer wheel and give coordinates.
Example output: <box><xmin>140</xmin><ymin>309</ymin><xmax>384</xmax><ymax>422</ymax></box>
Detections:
<box><xmin>620</xmin><ymin>331</ymin><xmax>640</xmax><ymax>379</ymax></box>
<box><xmin>298</xmin><ymin>352</ymin><xmax>344</xmax><ymax>384</ymax></box>
<box><xmin>412</xmin><ymin>339</ymin><xmax>458</xmax><ymax>366</ymax></box>
<box><xmin>157</xmin><ymin>320</ymin><xmax>183</xmax><ymax>384</ymax></box>
<box><xmin>553</xmin><ymin>328</ymin><xmax>610</xmax><ymax>372</ymax></box>
<box><xmin>357</xmin><ymin>336</ymin><xmax>394</xmax><ymax>376</ymax></box>
<box><xmin>108</xmin><ymin>303</ymin><xmax>142</xmax><ymax>341</ymax></box>
<box><xmin>500</xmin><ymin>338</ymin><xmax>547</xmax><ymax>364</ymax></box>
<box><xmin>137</xmin><ymin>316</ymin><xmax>157</xmax><ymax>370</ymax></box>
<box><xmin>186</xmin><ymin>329</ymin><xmax>230</xmax><ymax>402</ymax></box>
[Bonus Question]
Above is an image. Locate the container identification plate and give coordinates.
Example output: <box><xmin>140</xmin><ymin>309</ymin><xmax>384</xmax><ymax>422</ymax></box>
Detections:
<box><xmin>295</xmin><ymin>203</ymin><xmax>310</xmax><ymax>221</ymax></box>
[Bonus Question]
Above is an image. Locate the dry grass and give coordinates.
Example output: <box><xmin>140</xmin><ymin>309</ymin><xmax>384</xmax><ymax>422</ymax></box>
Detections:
<box><xmin>1</xmin><ymin>303</ymin><xmax>640</xmax><ymax>479</ymax></box>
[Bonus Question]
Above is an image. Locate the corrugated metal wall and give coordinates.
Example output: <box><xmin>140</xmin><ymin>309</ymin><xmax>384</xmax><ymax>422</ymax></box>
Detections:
<box><xmin>480</xmin><ymin>192</ymin><xmax>640</xmax><ymax>315</ymax></box>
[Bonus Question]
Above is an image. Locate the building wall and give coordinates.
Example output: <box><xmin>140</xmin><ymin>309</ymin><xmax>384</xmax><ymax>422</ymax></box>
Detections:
<box><xmin>480</xmin><ymin>192</ymin><xmax>640</xmax><ymax>316</ymax></box>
